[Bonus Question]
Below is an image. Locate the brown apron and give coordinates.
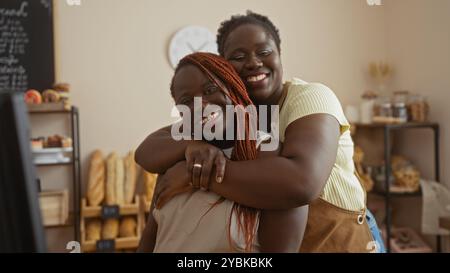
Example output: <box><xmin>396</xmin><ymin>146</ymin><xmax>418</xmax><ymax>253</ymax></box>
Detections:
<box><xmin>300</xmin><ymin>174</ymin><xmax>374</xmax><ymax>253</ymax></box>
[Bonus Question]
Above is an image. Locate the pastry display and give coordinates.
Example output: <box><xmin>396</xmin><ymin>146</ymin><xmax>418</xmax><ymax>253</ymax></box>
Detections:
<box><xmin>87</xmin><ymin>150</ymin><xmax>105</xmax><ymax>206</ymax></box>
<box><xmin>82</xmin><ymin>150</ymin><xmax>142</xmax><ymax>251</ymax></box>
<box><xmin>31</xmin><ymin>135</ymin><xmax>73</xmax><ymax>149</ymax></box>
<box><xmin>119</xmin><ymin>217</ymin><xmax>137</xmax><ymax>238</ymax></box>
<box><xmin>105</xmin><ymin>152</ymin><xmax>117</xmax><ymax>205</ymax></box>
<box><xmin>124</xmin><ymin>151</ymin><xmax>137</xmax><ymax>204</ymax></box>
<box><xmin>24</xmin><ymin>89</ymin><xmax>42</xmax><ymax>104</ymax></box>
<box><xmin>391</xmin><ymin>155</ymin><xmax>420</xmax><ymax>191</ymax></box>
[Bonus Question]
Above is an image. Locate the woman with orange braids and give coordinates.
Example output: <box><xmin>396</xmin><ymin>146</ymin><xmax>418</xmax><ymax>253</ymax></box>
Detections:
<box><xmin>136</xmin><ymin>11</ymin><xmax>385</xmax><ymax>253</ymax></box>
<box><xmin>138</xmin><ymin>52</ymin><xmax>308</xmax><ymax>252</ymax></box>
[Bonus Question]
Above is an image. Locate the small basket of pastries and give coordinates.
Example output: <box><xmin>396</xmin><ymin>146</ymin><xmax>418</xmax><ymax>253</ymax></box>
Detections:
<box><xmin>81</xmin><ymin>150</ymin><xmax>144</xmax><ymax>252</ymax></box>
<box><xmin>24</xmin><ymin>83</ymin><xmax>71</xmax><ymax>111</ymax></box>
<box><xmin>390</xmin><ymin>155</ymin><xmax>421</xmax><ymax>192</ymax></box>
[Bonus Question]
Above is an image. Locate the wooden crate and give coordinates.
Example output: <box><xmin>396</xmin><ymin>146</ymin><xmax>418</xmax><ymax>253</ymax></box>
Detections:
<box><xmin>80</xmin><ymin>196</ymin><xmax>144</xmax><ymax>253</ymax></box>
<box><xmin>39</xmin><ymin>190</ymin><xmax>69</xmax><ymax>226</ymax></box>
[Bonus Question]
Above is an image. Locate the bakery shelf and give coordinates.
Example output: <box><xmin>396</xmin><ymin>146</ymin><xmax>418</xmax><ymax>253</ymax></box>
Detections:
<box><xmin>81</xmin><ymin>198</ymin><xmax>140</xmax><ymax>218</ymax></box>
<box><xmin>81</xmin><ymin>237</ymin><xmax>140</xmax><ymax>253</ymax></box>
<box><xmin>27</xmin><ymin>102</ymin><xmax>71</xmax><ymax>113</ymax></box>
<box><xmin>80</xmin><ymin>196</ymin><xmax>144</xmax><ymax>253</ymax></box>
<box><xmin>353</xmin><ymin>122</ymin><xmax>440</xmax><ymax>252</ymax></box>
<box><xmin>369</xmin><ymin>189</ymin><xmax>422</xmax><ymax>197</ymax></box>
<box><xmin>353</xmin><ymin>122</ymin><xmax>438</xmax><ymax>130</ymax></box>
<box><xmin>36</xmin><ymin>161</ymin><xmax>73</xmax><ymax>167</ymax></box>
<box><xmin>28</xmin><ymin>106</ymin><xmax>81</xmax><ymax>242</ymax></box>
<box><xmin>32</xmin><ymin>147</ymin><xmax>73</xmax><ymax>153</ymax></box>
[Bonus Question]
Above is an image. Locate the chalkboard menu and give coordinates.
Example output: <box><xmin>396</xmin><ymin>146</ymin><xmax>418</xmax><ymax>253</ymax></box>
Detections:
<box><xmin>0</xmin><ymin>0</ymin><xmax>54</xmax><ymax>93</ymax></box>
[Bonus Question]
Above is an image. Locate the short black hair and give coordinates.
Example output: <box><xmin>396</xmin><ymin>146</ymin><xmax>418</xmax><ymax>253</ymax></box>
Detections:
<box><xmin>217</xmin><ymin>10</ymin><xmax>281</xmax><ymax>56</ymax></box>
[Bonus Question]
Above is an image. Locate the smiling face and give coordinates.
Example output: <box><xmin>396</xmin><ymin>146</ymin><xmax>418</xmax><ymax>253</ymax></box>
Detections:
<box><xmin>222</xmin><ymin>24</ymin><xmax>284</xmax><ymax>106</ymax></box>
<box><xmin>171</xmin><ymin>64</ymin><xmax>233</xmax><ymax>140</ymax></box>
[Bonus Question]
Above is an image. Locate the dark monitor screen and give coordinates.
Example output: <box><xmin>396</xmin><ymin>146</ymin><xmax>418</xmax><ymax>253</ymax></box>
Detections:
<box><xmin>0</xmin><ymin>91</ymin><xmax>46</xmax><ymax>253</ymax></box>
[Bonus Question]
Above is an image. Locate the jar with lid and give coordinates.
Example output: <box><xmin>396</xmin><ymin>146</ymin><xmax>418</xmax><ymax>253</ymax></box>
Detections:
<box><xmin>360</xmin><ymin>90</ymin><xmax>378</xmax><ymax>124</ymax></box>
<box><xmin>393</xmin><ymin>91</ymin><xmax>409</xmax><ymax>123</ymax></box>
<box><xmin>408</xmin><ymin>94</ymin><xmax>429</xmax><ymax>122</ymax></box>
<box><xmin>376</xmin><ymin>96</ymin><xmax>393</xmax><ymax>118</ymax></box>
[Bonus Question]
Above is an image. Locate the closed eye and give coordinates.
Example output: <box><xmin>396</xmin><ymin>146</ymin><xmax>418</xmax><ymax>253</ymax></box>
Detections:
<box><xmin>204</xmin><ymin>84</ymin><xmax>220</xmax><ymax>96</ymax></box>
<box><xmin>259</xmin><ymin>49</ymin><xmax>272</xmax><ymax>57</ymax></box>
<box><xmin>229</xmin><ymin>54</ymin><xmax>245</xmax><ymax>61</ymax></box>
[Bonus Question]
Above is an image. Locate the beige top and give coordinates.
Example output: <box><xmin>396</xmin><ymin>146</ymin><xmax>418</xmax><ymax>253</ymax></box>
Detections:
<box><xmin>152</xmin><ymin>133</ymin><xmax>271</xmax><ymax>253</ymax></box>
<box><xmin>279</xmin><ymin>78</ymin><xmax>365</xmax><ymax>211</ymax></box>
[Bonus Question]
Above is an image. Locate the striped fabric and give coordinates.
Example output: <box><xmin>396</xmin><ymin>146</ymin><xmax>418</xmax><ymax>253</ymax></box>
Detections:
<box><xmin>278</xmin><ymin>78</ymin><xmax>365</xmax><ymax>211</ymax></box>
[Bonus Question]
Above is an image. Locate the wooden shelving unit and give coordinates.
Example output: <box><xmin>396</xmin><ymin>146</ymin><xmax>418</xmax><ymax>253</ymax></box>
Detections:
<box><xmin>80</xmin><ymin>197</ymin><xmax>144</xmax><ymax>253</ymax></box>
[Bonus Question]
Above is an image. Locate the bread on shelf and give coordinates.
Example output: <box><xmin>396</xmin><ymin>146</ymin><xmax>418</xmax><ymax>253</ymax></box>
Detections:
<box><xmin>105</xmin><ymin>152</ymin><xmax>117</xmax><ymax>205</ymax></box>
<box><xmin>87</xmin><ymin>150</ymin><xmax>105</xmax><ymax>206</ymax></box>
<box><xmin>124</xmin><ymin>151</ymin><xmax>137</xmax><ymax>204</ymax></box>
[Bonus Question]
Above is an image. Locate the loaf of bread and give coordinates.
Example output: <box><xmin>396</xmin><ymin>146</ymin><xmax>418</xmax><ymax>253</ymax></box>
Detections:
<box><xmin>115</xmin><ymin>157</ymin><xmax>125</xmax><ymax>206</ymax></box>
<box><xmin>102</xmin><ymin>219</ymin><xmax>119</xmax><ymax>240</ymax></box>
<box><xmin>143</xmin><ymin>171</ymin><xmax>158</xmax><ymax>203</ymax></box>
<box><xmin>123</xmin><ymin>151</ymin><xmax>137</xmax><ymax>204</ymax></box>
<box><xmin>105</xmin><ymin>152</ymin><xmax>117</xmax><ymax>205</ymax></box>
<box><xmin>86</xmin><ymin>219</ymin><xmax>102</xmax><ymax>241</ymax></box>
<box><xmin>119</xmin><ymin>217</ymin><xmax>137</xmax><ymax>238</ymax></box>
<box><xmin>86</xmin><ymin>150</ymin><xmax>105</xmax><ymax>206</ymax></box>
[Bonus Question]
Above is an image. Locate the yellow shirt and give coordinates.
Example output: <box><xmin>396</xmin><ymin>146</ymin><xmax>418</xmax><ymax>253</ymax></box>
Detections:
<box><xmin>279</xmin><ymin>78</ymin><xmax>365</xmax><ymax>211</ymax></box>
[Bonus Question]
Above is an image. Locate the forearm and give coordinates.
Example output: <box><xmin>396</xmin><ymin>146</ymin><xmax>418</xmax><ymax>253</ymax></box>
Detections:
<box><xmin>258</xmin><ymin>205</ymin><xmax>309</xmax><ymax>252</ymax></box>
<box><xmin>135</xmin><ymin>126</ymin><xmax>190</xmax><ymax>173</ymax></box>
<box><xmin>210</xmin><ymin>156</ymin><xmax>323</xmax><ymax>210</ymax></box>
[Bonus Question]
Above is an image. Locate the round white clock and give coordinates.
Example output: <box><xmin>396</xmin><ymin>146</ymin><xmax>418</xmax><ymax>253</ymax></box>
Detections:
<box><xmin>168</xmin><ymin>26</ymin><xmax>218</xmax><ymax>69</ymax></box>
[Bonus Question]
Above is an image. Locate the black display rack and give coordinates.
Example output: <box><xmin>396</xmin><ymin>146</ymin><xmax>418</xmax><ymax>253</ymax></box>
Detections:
<box><xmin>29</xmin><ymin>106</ymin><xmax>81</xmax><ymax>242</ymax></box>
<box><xmin>355</xmin><ymin>122</ymin><xmax>440</xmax><ymax>253</ymax></box>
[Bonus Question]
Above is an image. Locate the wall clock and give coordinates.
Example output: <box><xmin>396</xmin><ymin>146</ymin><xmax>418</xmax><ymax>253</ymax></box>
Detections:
<box><xmin>168</xmin><ymin>26</ymin><xmax>218</xmax><ymax>69</ymax></box>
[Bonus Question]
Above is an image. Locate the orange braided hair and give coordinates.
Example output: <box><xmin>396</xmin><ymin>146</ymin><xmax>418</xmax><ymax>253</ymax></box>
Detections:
<box><xmin>172</xmin><ymin>52</ymin><xmax>259</xmax><ymax>252</ymax></box>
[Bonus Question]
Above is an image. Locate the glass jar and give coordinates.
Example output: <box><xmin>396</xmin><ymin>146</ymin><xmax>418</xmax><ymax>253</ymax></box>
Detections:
<box><xmin>360</xmin><ymin>91</ymin><xmax>378</xmax><ymax>124</ymax></box>
<box><xmin>376</xmin><ymin>96</ymin><xmax>393</xmax><ymax>118</ymax></box>
<box><xmin>393</xmin><ymin>102</ymin><xmax>408</xmax><ymax>123</ymax></box>
<box><xmin>393</xmin><ymin>91</ymin><xmax>409</xmax><ymax>123</ymax></box>
<box><xmin>408</xmin><ymin>95</ymin><xmax>429</xmax><ymax>122</ymax></box>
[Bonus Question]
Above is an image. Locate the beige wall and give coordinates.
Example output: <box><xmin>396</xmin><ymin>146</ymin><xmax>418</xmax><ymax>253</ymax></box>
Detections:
<box><xmin>45</xmin><ymin>0</ymin><xmax>450</xmax><ymax>251</ymax></box>
<box><xmin>52</xmin><ymin>0</ymin><xmax>386</xmax><ymax>185</ymax></box>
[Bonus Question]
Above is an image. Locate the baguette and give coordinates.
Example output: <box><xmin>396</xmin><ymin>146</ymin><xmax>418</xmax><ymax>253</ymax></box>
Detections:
<box><xmin>124</xmin><ymin>151</ymin><xmax>137</xmax><ymax>204</ymax></box>
<box><xmin>105</xmin><ymin>152</ymin><xmax>117</xmax><ymax>205</ymax></box>
<box><xmin>86</xmin><ymin>150</ymin><xmax>105</xmax><ymax>206</ymax></box>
